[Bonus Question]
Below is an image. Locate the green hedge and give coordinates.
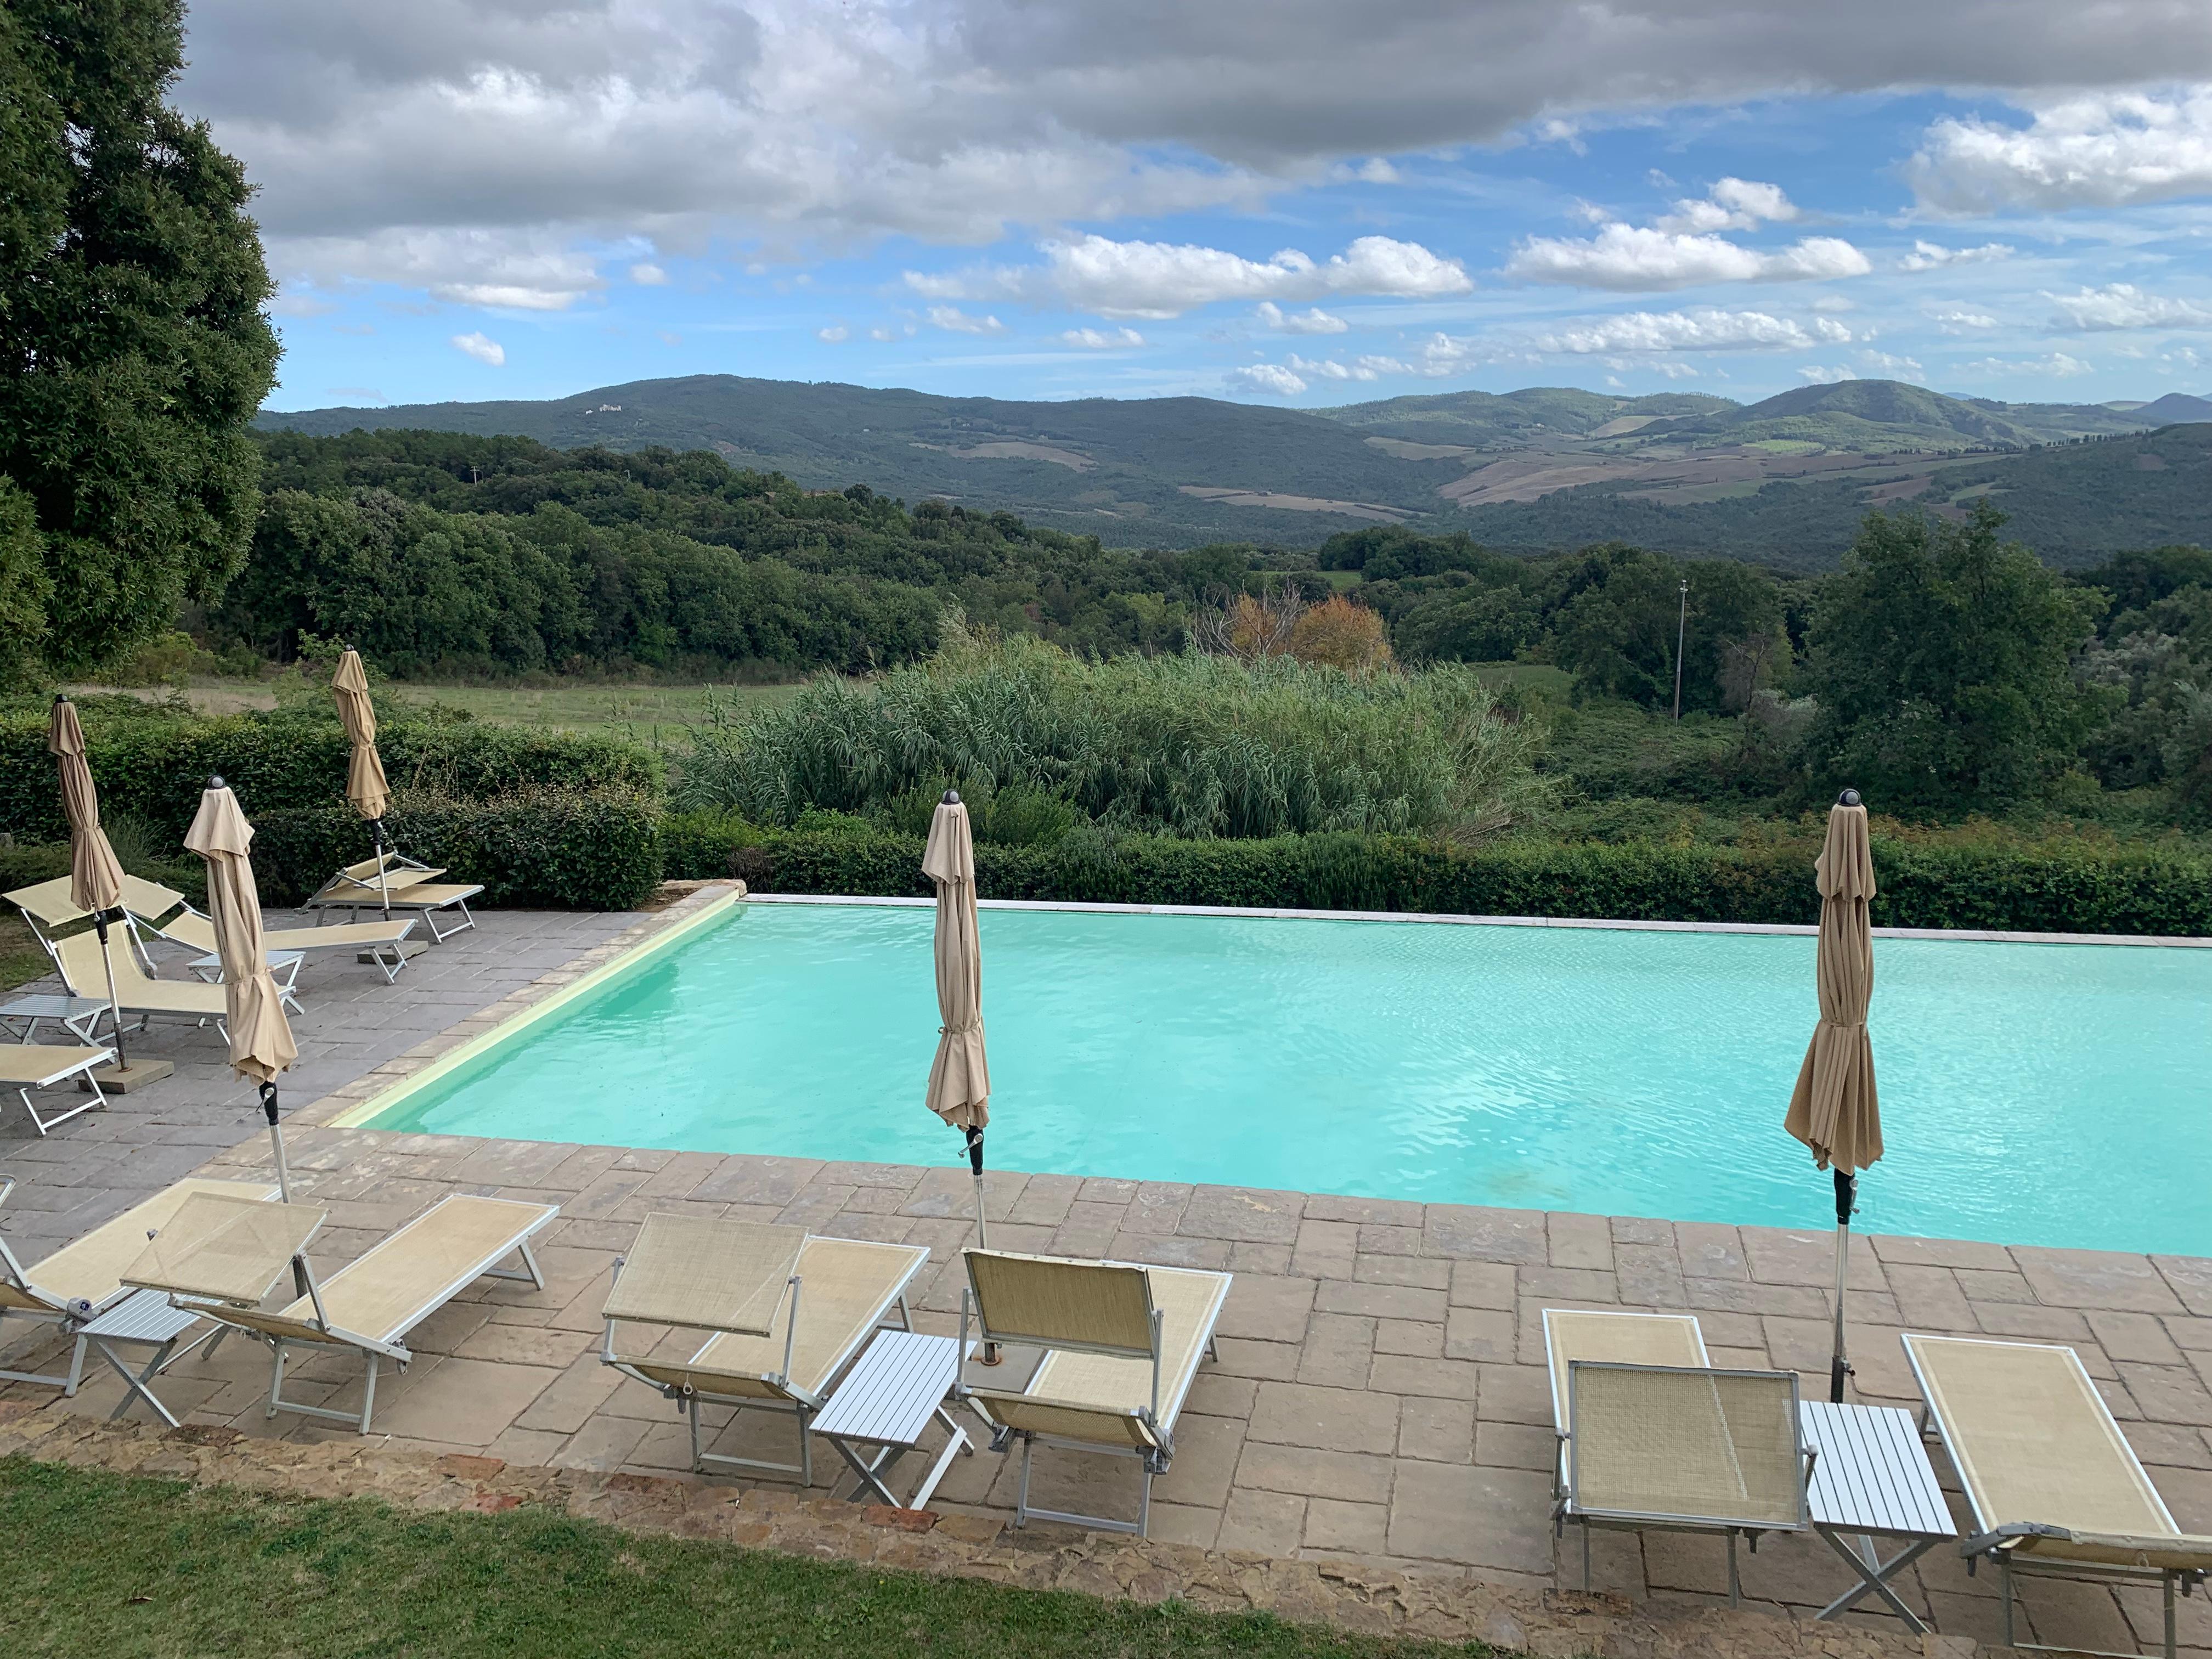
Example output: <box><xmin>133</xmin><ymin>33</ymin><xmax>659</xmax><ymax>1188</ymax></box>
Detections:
<box><xmin>249</xmin><ymin>791</ymin><xmax>664</xmax><ymax>912</ymax></box>
<box><xmin>662</xmin><ymin>813</ymin><xmax>2212</xmax><ymax>936</ymax></box>
<box><xmin>0</xmin><ymin>710</ymin><xmax>661</xmax><ymax>845</ymax></box>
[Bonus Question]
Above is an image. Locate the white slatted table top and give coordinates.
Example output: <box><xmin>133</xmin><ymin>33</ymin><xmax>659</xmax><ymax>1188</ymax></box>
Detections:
<box><xmin>1799</xmin><ymin>1400</ymin><xmax>1957</xmax><ymax>1540</ymax></box>
<box><xmin>78</xmin><ymin>1287</ymin><xmax>202</xmax><ymax>1345</ymax></box>
<box><xmin>812</xmin><ymin>1330</ymin><xmax>962</xmax><ymax>1449</ymax></box>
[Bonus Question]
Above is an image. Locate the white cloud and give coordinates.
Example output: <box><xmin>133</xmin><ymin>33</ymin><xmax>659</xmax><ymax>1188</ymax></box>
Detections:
<box><xmin>926</xmin><ymin>305</ymin><xmax>1006</xmax><ymax>334</ymax></box>
<box><xmin>658</xmin><ymin>330</ymin><xmax>682</xmax><ymax>344</ymax></box>
<box><xmin>1507</xmin><ymin>223</ymin><xmax>1870</xmax><ymax>291</ymax></box>
<box><xmin>1227</xmin><ymin>363</ymin><xmax>1307</xmax><ymax>396</ymax></box>
<box><xmin>1859</xmin><ymin>349</ymin><xmax>1925</xmax><ymax>376</ymax></box>
<box><xmin>1257</xmin><ymin>302</ymin><xmax>1350</xmax><ymax>334</ymax></box>
<box><xmin>268</xmin><ymin>290</ymin><xmax>337</xmax><ymax>317</ymax></box>
<box><xmin>1963</xmin><ymin>351</ymin><xmax>2097</xmax><ymax>377</ymax></box>
<box><xmin>449</xmin><ymin>330</ymin><xmax>505</xmax><ymax>365</ymax></box>
<box><xmin>1059</xmin><ymin>326</ymin><xmax>1146</xmax><ymax>348</ymax></box>
<box><xmin>2047</xmin><ymin>284</ymin><xmax>2212</xmax><ymax>331</ymax></box>
<box><xmin>277</xmin><ymin>230</ymin><xmax>606</xmax><ymax>311</ymax></box>
<box><xmin>629</xmin><ymin>262</ymin><xmax>668</xmax><ymax>284</ymax></box>
<box><xmin>1798</xmin><ymin>365</ymin><xmax>1857</xmax><ymax>381</ymax></box>
<box><xmin>1911</xmin><ymin>90</ymin><xmax>2212</xmax><ymax>213</ymax></box>
<box><xmin>1897</xmin><ymin>240</ymin><xmax>2015</xmax><ymax>272</ymax></box>
<box><xmin>1528</xmin><ymin>307</ymin><xmax>1850</xmax><ymax>354</ymax></box>
<box><xmin>867</xmin><ymin>324</ymin><xmax>900</xmax><ymax>341</ymax></box>
<box><xmin>1929</xmin><ymin>306</ymin><xmax>2002</xmax><ymax>332</ymax></box>
<box><xmin>1655</xmin><ymin>177</ymin><xmax>1797</xmax><ymax>233</ymax></box>
<box><xmin>816</xmin><ymin>324</ymin><xmax>849</xmax><ymax>342</ymax></box>
<box><xmin>908</xmin><ymin>232</ymin><xmax>1469</xmax><ymax>319</ymax></box>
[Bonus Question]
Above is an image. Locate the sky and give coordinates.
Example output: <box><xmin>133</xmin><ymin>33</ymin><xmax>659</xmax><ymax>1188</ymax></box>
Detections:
<box><xmin>175</xmin><ymin>1</ymin><xmax>2212</xmax><ymax>414</ymax></box>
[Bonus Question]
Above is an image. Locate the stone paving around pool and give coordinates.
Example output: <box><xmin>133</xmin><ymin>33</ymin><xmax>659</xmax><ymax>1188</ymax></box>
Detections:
<box><xmin>5</xmin><ymin>883</ymin><xmax>2211</xmax><ymax>1658</ymax></box>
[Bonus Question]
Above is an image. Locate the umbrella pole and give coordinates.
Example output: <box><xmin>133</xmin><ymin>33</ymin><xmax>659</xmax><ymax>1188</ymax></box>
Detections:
<box><xmin>967</xmin><ymin>1125</ymin><xmax>1000</xmax><ymax>1365</ymax></box>
<box><xmin>261</xmin><ymin>1081</ymin><xmax>309</xmax><ymax>1296</ymax></box>
<box><xmin>94</xmin><ymin>915</ymin><xmax>129</xmax><ymax>1071</ymax></box>
<box><xmin>1829</xmin><ymin>1166</ymin><xmax>1856</xmax><ymax>1403</ymax></box>
<box><xmin>371</xmin><ymin>817</ymin><xmax>391</xmax><ymax>916</ymax></box>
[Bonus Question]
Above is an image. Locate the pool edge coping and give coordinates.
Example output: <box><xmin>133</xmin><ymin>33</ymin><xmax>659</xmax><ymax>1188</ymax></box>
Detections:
<box><xmin>326</xmin><ymin>886</ymin><xmax>744</xmax><ymax>1131</ymax></box>
<box><xmin>741</xmin><ymin>891</ymin><xmax>2212</xmax><ymax>949</ymax></box>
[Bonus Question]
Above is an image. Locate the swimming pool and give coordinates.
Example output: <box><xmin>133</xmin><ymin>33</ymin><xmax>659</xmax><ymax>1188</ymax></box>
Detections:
<box><xmin>362</xmin><ymin>898</ymin><xmax>2212</xmax><ymax>1257</ymax></box>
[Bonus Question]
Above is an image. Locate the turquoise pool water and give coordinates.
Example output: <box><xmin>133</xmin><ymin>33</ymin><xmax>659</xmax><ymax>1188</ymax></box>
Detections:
<box><xmin>377</xmin><ymin>900</ymin><xmax>2212</xmax><ymax>1256</ymax></box>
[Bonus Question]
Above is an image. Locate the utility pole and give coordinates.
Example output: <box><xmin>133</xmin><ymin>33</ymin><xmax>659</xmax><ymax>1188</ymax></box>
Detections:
<box><xmin>1672</xmin><ymin>579</ymin><xmax>1688</xmax><ymax>721</ymax></box>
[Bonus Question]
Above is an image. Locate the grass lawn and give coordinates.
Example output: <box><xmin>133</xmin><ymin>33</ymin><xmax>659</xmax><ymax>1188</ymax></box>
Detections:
<box><xmin>0</xmin><ymin>912</ymin><xmax>50</xmax><ymax>991</ymax></box>
<box><xmin>0</xmin><ymin>1462</ymin><xmax>1485</xmax><ymax>1659</ymax></box>
<box><xmin>69</xmin><ymin>679</ymin><xmax>803</xmax><ymax>737</ymax></box>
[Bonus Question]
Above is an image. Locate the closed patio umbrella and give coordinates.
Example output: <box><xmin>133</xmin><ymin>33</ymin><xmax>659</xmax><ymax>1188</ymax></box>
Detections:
<box><xmin>331</xmin><ymin>647</ymin><xmax>392</xmax><ymax>913</ymax></box>
<box><xmin>48</xmin><ymin>697</ymin><xmax>151</xmax><ymax>1086</ymax></box>
<box><xmin>1784</xmin><ymin>787</ymin><xmax>1882</xmax><ymax>1403</ymax></box>
<box><xmin>923</xmin><ymin>793</ymin><xmax>992</xmax><ymax>1249</ymax></box>
<box><xmin>184</xmin><ymin>777</ymin><xmax>301</xmax><ymax>1207</ymax></box>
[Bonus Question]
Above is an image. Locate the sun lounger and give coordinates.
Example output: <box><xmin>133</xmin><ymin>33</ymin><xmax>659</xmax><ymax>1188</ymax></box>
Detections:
<box><xmin>142</xmin><ymin>890</ymin><xmax>418</xmax><ymax>986</ymax></box>
<box><xmin>953</xmin><ymin>1248</ymin><xmax>1232</xmax><ymax>1537</ymax></box>
<box><xmin>306</xmin><ymin>852</ymin><xmax>482</xmax><ymax>942</ymax></box>
<box><xmin>1904</xmin><ymin>1333</ymin><xmax>2212</xmax><ymax>1658</ymax></box>
<box><xmin>599</xmin><ymin>1214</ymin><xmax>930</xmax><ymax>1482</ymax></box>
<box><xmin>7</xmin><ymin>880</ymin><xmax>232</xmax><ymax>1038</ymax></box>
<box><xmin>0</xmin><ymin>1176</ymin><xmax>278</xmax><ymax>1391</ymax></box>
<box><xmin>1556</xmin><ymin>1358</ymin><xmax>1809</xmax><ymax>1602</ymax></box>
<box><xmin>1542</xmin><ymin>1306</ymin><xmax>1711</xmax><ymax>1435</ymax></box>
<box><xmin>157</xmin><ymin>1192</ymin><xmax>557</xmax><ymax>1434</ymax></box>
<box><xmin>0</xmin><ymin>1042</ymin><xmax>114</xmax><ymax>1134</ymax></box>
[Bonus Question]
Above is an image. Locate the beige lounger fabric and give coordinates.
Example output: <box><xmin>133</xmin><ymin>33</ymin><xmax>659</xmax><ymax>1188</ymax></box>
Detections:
<box><xmin>123</xmin><ymin>1193</ymin><xmax>325</xmax><ymax>1305</ymax></box>
<box><xmin>666</xmin><ymin>1238</ymin><xmax>929</xmax><ymax>1398</ymax></box>
<box><xmin>0</xmin><ymin>1178</ymin><xmax>280</xmax><ymax>1314</ymax></box>
<box><xmin>1543</xmin><ymin>1308</ymin><xmax>1709</xmax><ymax>1431</ymax></box>
<box><xmin>1571</xmin><ymin>1364</ymin><xmax>1804</xmax><ymax>1529</ymax></box>
<box><xmin>967</xmin><ymin>1249</ymin><xmax>1155</xmax><ymax>1353</ymax></box>
<box><xmin>258</xmin><ymin>1196</ymin><xmax>553</xmax><ymax>1345</ymax></box>
<box><xmin>48</xmin><ymin>928</ymin><xmax>225</xmax><ymax>1015</ymax></box>
<box><xmin>1906</xmin><ymin>1334</ymin><xmax>2192</xmax><ymax>1553</ymax></box>
<box><xmin>184</xmin><ymin>785</ymin><xmax>298</xmax><ymax>1085</ymax></box>
<box><xmin>602</xmin><ymin>1216</ymin><xmax>803</xmax><ymax>1336</ymax></box>
<box><xmin>0</xmin><ymin>1045</ymin><xmax>111</xmax><ymax>1086</ymax></box>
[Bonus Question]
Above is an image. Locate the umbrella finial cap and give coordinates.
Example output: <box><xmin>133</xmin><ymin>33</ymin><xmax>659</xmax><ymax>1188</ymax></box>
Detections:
<box><xmin>1838</xmin><ymin>788</ymin><xmax>1862</xmax><ymax>808</ymax></box>
<box><xmin>942</xmin><ymin>789</ymin><xmax>961</xmax><ymax>805</ymax></box>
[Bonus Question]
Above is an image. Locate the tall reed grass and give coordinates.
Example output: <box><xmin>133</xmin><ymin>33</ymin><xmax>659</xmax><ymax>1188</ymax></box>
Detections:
<box><xmin>674</xmin><ymin>627</ymin><xmax>1550</xmax><ymax>842</ymax></box>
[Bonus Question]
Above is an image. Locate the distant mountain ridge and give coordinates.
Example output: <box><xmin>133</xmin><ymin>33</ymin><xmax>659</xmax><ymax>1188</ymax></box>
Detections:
<box><xmin>258</xmin><ymin>374</ymin><xmax>2212</xmax><ymax>555</ymax></box>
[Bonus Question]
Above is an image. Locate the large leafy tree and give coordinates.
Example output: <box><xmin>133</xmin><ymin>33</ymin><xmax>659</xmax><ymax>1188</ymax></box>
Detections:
<box><xmin>0</xmin><ymin>0</ymin><xmax>278</xmax><ymax>676</ymax></box>
<box><xmin>1803</xmin><ymin>504</ymin><xmax>2110</xmax><ymax>809</ymax></box>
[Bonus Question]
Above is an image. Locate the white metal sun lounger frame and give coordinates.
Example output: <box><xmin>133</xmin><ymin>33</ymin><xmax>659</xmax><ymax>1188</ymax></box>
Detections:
<box><xmin>0</xmin><ymin>1042</ymin><xmax>113</xmax><ymax>1134</ymax></box>
<box><xmin>1904</xmin><ymin>1333</ymin><xmax>2210</xmax><ymax>1659</ymax></box>
<box><xmin>599</xmin><ymin>1239</ymin><xmax>929</xmax><ymax>1485</ymax></box>
<box><xmin>955</xmin><ymin>1253</ymin><xmax>1231</xmax><ymax>1539</ymax></box>
<box><xmin>184</xmin><ymin>1195</ymin><xmax>557</xmax><ymax>1434</ymax></box>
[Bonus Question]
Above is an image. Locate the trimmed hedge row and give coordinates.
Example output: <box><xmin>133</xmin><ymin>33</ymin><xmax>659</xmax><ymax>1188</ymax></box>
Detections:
<box><xmin>249</xmin><ymin>791</ymin><xmax>664</xmax><ymax>912</ymax></box>
<box><xmin>0</xmin><ymin>711</ymin><xmax>662</xmax><ymax>845</ymax></box>
<box><xmin>662</xmin><ymin>813</ymin><xmax>2212</xmax><ymax>936</ymax></box>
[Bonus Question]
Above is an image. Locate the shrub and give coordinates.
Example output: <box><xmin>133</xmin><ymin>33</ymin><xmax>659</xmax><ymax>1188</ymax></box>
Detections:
<box><xmin>0</xmin><ymin>707</ymin><xmax>661</xmax><ymax>846</ymax></box>
<box><xmin>250</xmin><ymin>788</ymin><xmax>664</xmax><ymax>912</ymax></box>
<box><xmin>675</xmin><ymin>628</ymin><xmax>1549</xmax><ymax>842</ymax></box>
<box><xmin>664</xmin><ymin>819</ymin><xmax>2212</xmax><ymax>936</ymax></box>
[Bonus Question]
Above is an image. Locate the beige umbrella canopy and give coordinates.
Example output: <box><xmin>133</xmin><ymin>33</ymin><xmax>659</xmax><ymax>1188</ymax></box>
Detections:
<box><xmin>185</xmin><ymin>780</ymin><xmax>302</xmax><ymax>1201</ymax></box>
<box><xmin>923</xmin><ymin>793</ymin><xmax>993</xmax><ymax>1247</ymax></box>
<box><xmin>1785</xmin><ymin>789</ymin><xmax>1882</xmax><ymax>1402</ymax></box>
<box><xmin>49</xmin><ymin>698</ymin><xmax>133</xmax><ymax>1070</ymax></box>
<box><xmin>331</xmin><ymin>648</ymin><xmax>393</xmax><ymax>909</ymax></box>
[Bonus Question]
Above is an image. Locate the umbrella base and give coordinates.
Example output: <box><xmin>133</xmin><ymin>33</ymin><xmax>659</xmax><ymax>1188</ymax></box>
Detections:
<box><xmin>359</xmin><ymin>940</ymin><xmax>428</xmax><ymax>965</ymax></box>
<box><xmin>82</xmin><ymin>1059</ymin><xmax>174</xmax><ymax>1093</ymax></box>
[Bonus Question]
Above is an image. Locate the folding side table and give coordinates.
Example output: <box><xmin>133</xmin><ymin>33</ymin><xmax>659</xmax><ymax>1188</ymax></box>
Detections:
<box><xmin>810</xmin><ymin>1329</ymin><xmax>973</xmax><ymax>1510</ymax></box>
<box><xmin>1799</xmin><ymin>1399</ymin><xmax>1959</xmax><ymax>1633</ymax></box>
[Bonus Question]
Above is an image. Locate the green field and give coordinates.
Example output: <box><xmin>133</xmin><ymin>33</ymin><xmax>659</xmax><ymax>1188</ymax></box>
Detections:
<box><xmin>70</xmin><ymin>679</ymin><xmax>803</xmax><ymax>737</ymax></box>
<box><xmin>0</xmin><ymin>1462</ymin><xmax>1480</xmax><ymax>1659</ymax></box>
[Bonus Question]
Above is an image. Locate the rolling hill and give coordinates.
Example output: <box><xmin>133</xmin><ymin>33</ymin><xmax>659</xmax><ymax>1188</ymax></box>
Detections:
<box><xmin>258</xmin><ymin>375</ymin><xmax>2212</xmax><ymax>557</ymax></box>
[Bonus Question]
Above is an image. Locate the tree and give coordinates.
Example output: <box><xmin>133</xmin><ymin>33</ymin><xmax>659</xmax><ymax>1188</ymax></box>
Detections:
<box><xmin>1546</xmin><ymin>547</ymin><xmax>1784</xmax><ymax>713</ymax></box>
<box><xmin>0</xmin><ymin>0</ymin><xmax>279</xmax><ymax>676</ymax></box>
<box><xmin>1288</xmin><ymin>594</ymin><xmax>1393</xmax><ymax>672</ymax></box>
<box><xmin>1802</xmin><ymin>505</ymin><xmax>2110</xmax><ymax>809</ymax></box>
